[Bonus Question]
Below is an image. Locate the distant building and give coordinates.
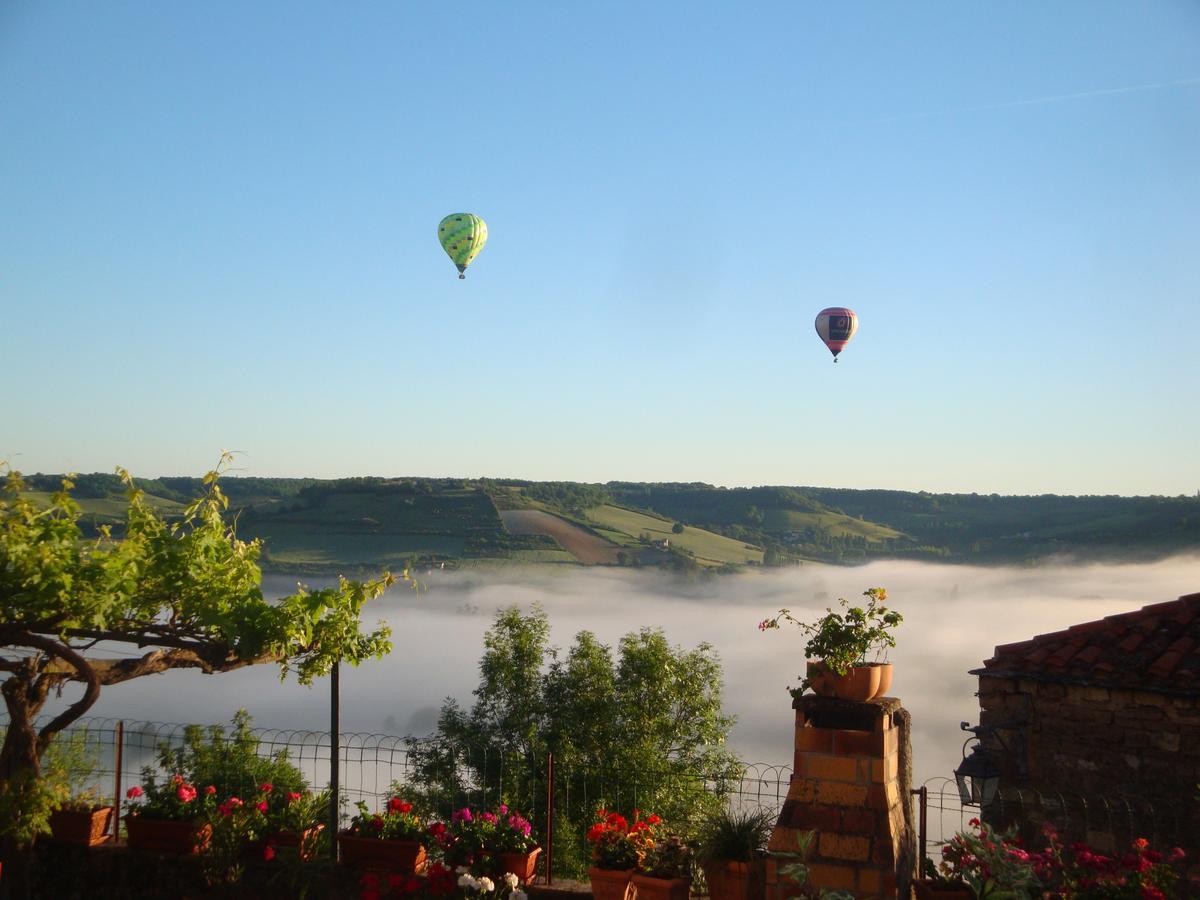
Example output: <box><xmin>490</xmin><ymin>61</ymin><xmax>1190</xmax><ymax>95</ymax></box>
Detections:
<box><xmin>651</xmin><ymin>538</ymin><xmax>670</xmax><ymax>551</ymax></box>
<box><xmin>971</xmin><ymin>592</ymin><xmax>1199</xmax><ymax>852</ymax></box>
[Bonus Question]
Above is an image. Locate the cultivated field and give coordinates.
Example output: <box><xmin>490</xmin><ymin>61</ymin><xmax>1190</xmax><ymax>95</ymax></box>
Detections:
<box><xmin>584</xmin><ymin>505</ymin><xmax>764</xmax><ymax>565</ymax></box>
<box><xmin>499</xmin><ymin>509</ymin><xmax>622</xmax><ymax>565</ymax></box>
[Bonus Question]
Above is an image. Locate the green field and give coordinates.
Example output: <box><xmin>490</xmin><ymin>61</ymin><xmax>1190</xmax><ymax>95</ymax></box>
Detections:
<box><xmin>23</xmin><ymin>490</ymin><xmax>184</xmax><ymax>523</ymax></box>
<box><xmin>760</xmin><ymin>508</ymin><xmax>903</xmax><ymax>542</ymax></box>
<box><xmin>585</xmin><ymin>505</ymin><xmax>764</xmax><ymax>565</ymax></box>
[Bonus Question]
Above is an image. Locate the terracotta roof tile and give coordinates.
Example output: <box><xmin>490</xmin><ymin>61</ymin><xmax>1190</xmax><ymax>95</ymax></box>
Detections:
<box><xmin>979</xmin><ymin>593</ymin><xmax>1200</xmax><ymax>694</ymax></box>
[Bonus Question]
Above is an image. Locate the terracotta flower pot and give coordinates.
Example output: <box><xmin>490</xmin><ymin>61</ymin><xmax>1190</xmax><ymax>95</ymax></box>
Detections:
<box><xmin>124</xmin><ymin>815</ymin><xmax>212</xmax><ymax>854</ymax></box>
<box><xmin>589</xmin><ymin>866</ymin><xmax>636</xmax><ymax>900</ymax></box>
<box><xmin>702</xmin><ymin>859</ymin><xmax>763</xmax><ymax>900</ymax></box>
<box><xmin>808</xmin><ymin>661</ymin><xmax>882</xmax><ymax>702</ymax></box>
<box><xmin>337</xmin><ymin>832</ymin><xmax>427</xmax><ymax>871</ymax></box>
<box><xmin>497</xmin><ymin>846</ymin><xmax>541</xmax><ymax>882</ymax></box>
<box><xmin>872</xmin><ymin>663</ymin><xmax>893</xmax><ymax>699</ymax></box>
<box><xmin>805</xmin><ymin>661</ymin><xmax>836</xmax><ymax>697</ymax></box>
<box><xmin>913</xmin><ymin>879</ymin><xmax>972</xmax><ymax>900</ymax></box>
<box><xmin>632</xmin><ymin>873</ymin><xmax>691</xmax><ymax>900</ymax></box>
<box><xmin>48</xmin><ymin>806</ymin><xmax>114</xmax><ymax>846</ymax></box>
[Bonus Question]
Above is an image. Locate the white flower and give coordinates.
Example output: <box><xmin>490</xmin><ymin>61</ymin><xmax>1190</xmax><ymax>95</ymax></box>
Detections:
<box><xmin>479</xmin><ymin>877</ymin><xmax>495</xmax><ymax>892</ymax></box>
<box><xmin>504</xmin><ymin>873</ymin><xmax>520</xmax><ymax>889</ymax></box>
<box><xmin>458</xmin><ymin>874</ymin><xmax>479</xmax><ymax>890</ymax></box>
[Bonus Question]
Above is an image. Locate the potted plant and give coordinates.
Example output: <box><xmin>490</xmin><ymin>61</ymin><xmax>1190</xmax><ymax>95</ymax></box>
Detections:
<box><xmin>913</xmin><ymin>857</ymin><xmax>972</xmax><ymax>900</ymax></box>
<box><xmin>442</xmin><ymin>806</ymin><xmax>499</xmax><ymax>870</ymax></box>
<box><xmin>43</xmin><ymin>726</ymin><xmax>115</xmax><ymax>847</ymax></box>
<box><xmin>697</xmin><ymin>807</ymin><xmax>773</xmax><ymax>900</ymax></box>
<box><xmin>123</xmin><ymin>773</ymin><xmax>218</xmax><ymax>854</ymax></box>
<box><xmin>632</xmin><ymin>813</ymin><xmax>691</xmax><ymax>900</ymax></box>
<box><xmin>338</xmin><ymin>796</ymin><xmax>429</xmax><ymax>871</ymax></box>
<box><xmin>487</xmin><ymin>805</ymin><xmax>541</xmax><ymax>883</ymax></box>
<box><xmin>256</xmin><ymin>784</ymin><xmax>328</xmax><ymax>861</ymax></box>
<box><xmin>759</xmin><ymin>587</ymin><xmax>901</xmax><ymax>701</ymax></box>
<box><xmin>936</xmin><ymin>820</ymin><xmax>1038</xmax><ymax>900</ymax></box>
<box><xmin>586</xmin><ymin>808</ymin><xmax>641</xmax><ymax>900</ymax></box>
<box><xmin>48</xmin><ymin>789</ymin><xmax>114</xmax><ymax>847</ymax></box>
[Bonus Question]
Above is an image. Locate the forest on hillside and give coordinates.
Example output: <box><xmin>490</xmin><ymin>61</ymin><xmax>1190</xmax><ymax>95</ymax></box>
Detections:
<box><xmin>18</xmin><ymin>472</ymin><xmax>1200</xmax><ymax>572</ymax></box>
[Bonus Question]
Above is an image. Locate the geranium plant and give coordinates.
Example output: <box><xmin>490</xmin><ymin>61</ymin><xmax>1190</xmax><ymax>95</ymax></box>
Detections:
<box><xmin>125</xmin><ymin>772</ymin><xmax>218</xmax><ymax>822</ymax></box>
<box><xmin>759</xmin><ymin>587</ymin><xmax>901</xmax><ymax>692</ymax></box>
<box><xmin>939</xmin><ymin>820</ymin><xmax>1039</xmax><ymax>899</ymax></box>
<box><xmin>939</xmin><ymin>819</ymin><xmax>1188</xmax><ymax>900</ymax></box>
<box><xmin>489</xmin><ymin>805</ymin><xmax>538</xmax><ymax>854</ymax></box>
<box><xmin>586</xmin><ymin>809</ymin><xmax>642</xmax><ymax>870</ymax></box>
<box><xmin>1034</xmin><ymin>825</ymin><xmax>1185</xmax><ymax>900</ymax></box>
<box><xmin>257</xmin><ymin>783</ymin><xmax>329</xmax><ymax>835</ymax></box>
<box><xmin>346</xmin><ymin>797</ymin><xmax>426</xmax><ymax>842</ymax></box>
<box><xmin>443</xmin><ymin>806</ymin><xmax>500</xmax><ymax>866</ymax></box>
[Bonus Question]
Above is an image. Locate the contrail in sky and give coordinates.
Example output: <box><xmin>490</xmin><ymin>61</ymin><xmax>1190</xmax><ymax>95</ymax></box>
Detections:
<box><xmin>859</xmin><ymin>75</ymin><xmax>1200</xmax><ymax>125</ymax></box>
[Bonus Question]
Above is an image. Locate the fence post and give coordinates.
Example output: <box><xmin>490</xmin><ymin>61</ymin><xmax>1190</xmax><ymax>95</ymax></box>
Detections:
<box><xmin>113</xmin><ymin>720</ymin><xmax>124</xmax><ymax>843</ymax></box>
<box><xmin>330</xmin><ymin>659</ymin><xmax>340</xmax><ymax>860</ymax></box>
<box><xmin>917</xmin><ymin>785</ymin><xmax>928</xmax><ymax>878</ymax></box>
<box><xmin>545</xmin><ymin>752</ymin><xmax>554</xmax><ymax>886</ymax></box>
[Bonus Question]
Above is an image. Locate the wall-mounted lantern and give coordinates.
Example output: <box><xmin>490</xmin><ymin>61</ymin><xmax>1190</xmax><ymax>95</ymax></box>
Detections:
<box><xmin>953</xmin><ymin>719</ymin><xmax>1027</xmax><ymax>807</ymax></box>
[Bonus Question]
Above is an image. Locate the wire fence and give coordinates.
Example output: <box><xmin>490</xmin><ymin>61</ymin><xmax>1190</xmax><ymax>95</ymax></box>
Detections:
<box><xmin>10</xmin><ymin>715</ymin><xmax>1194</xmax><ymax>880</ymax></box>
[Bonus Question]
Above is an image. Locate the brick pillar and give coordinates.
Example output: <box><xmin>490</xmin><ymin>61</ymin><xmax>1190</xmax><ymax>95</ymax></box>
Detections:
<box><xmin>765</xmin><ymin>695</ymin><xmax>912</xmax><ymax>899</ymax></box>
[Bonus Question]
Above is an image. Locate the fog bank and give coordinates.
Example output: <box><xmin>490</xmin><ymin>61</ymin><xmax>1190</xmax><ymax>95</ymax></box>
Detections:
<box><xmin>63</xmin><ymin>557</ymin><xmax>1199</xmax><ymax>788</ymax></box>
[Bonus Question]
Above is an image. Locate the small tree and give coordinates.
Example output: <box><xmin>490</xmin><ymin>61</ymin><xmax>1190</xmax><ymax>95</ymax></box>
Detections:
<box><xmin>410</xmin><ymin>606</ymin><xmax>738</xmax><ymax>876</ymax></box>
<box><xmin>0</xmin><ymin>457</ymin><xmax>404</xmax><ymax>891</ymax></box>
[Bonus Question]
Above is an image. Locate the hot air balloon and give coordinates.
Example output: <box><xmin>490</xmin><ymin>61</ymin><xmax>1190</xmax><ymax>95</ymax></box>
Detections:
<box><xmin>437</xmin><ymin>213</ymin><xmax>488</xmax><ymax>279</ymax></box>
<box><xmin>814</xmin><ymin>307</ymin><xmax>858</xmax><ymax>362</ymax></box>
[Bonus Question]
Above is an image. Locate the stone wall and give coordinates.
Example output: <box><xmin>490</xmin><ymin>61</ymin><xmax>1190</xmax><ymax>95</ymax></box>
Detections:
<box><xmin>977</xmin><ymin>674</ymin><xmax>1200</xmax><ymax>851</ymax></box>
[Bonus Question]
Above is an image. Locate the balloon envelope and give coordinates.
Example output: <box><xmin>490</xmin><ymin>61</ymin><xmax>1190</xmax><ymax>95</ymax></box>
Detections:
<box><xmin>437</xmin><ymin>213</ymin><xmax>488</xmax><ymax>279</ymax></box>
<box><xmin>814</xmin><ymin>307</ymin><xmax>858</xmax><ymax>359</ymax></box>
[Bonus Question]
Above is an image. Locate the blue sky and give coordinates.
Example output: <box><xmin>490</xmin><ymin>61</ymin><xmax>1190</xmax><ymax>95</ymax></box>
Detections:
<box><xmin>2</xmin><ymin>2</ymin><xmax>1198</xmax><ymax>495</ymax></box>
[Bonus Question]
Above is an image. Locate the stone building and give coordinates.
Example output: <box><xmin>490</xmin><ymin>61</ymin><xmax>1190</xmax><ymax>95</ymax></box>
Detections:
<box><xmin>971</xmin><ymin>591</ymin><xmax>1199</xmax><ymax>851</ymax></box>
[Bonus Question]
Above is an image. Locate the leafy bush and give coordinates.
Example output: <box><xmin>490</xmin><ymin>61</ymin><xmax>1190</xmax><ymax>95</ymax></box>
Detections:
<box><xmin>156</xmin><ymin>709</ymin><xmax>307</xmax><ymax>801</ymax></box>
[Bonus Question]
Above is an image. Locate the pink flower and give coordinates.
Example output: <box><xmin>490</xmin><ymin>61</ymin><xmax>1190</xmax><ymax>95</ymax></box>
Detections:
<box><xmin>171</xmin><ymin>774</ymin><xmax>185</xmax><ymax>785</ymax></box>
<box><xmin>219</xmin><ymin>797</ymin><xmax>243</xmax><ymax>817</ymax></box>
<box><xmin>204</xmin><ymin>785</ymin><xmax>217</xmax><ymax>795</ymax></box>
<box><xmin>256</xmin><ymin>800</ymin><xmax>268</xmax><ymax>814</ymax></box>
<box><xmin>452</xmin><ymin>807</ymin><xmax>473</xmax><ymax>823</ymax></box>
<box><xmin>126</xmin><ymin>786</ymin><xmax>144</xmax><ymax>799</ymax></box>
<box><xmin>498</xmin><ymin>804</ymin><xmax>508</xmax><ymax>815</ymax></box>
<box><xmin>177</xmin><ymin>784</ymin><xmax>198</xmax><ymax>803</ymax></box>
<box><xmin>288</xmin><ymin>792</ymin><xmax>302</xmax><ymax>803</ymax></box>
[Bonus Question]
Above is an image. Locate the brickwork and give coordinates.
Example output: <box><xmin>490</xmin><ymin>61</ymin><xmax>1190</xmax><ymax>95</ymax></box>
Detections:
<box><xmin>977</xmin><ymin>675</ymin><xmax>1200</xmax><ymax>851</ymax></box>
<box><xmin>766</xmin><ymin>696</ymin><xmax>911</xmax><ymax>899</ymax></box>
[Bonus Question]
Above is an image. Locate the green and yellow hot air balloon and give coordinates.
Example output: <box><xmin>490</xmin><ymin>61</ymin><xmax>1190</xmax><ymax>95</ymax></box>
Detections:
<box><xmin>437</xmin><ymin>213</ymin><xmax>488</xmax><ymax>279</ymax></box>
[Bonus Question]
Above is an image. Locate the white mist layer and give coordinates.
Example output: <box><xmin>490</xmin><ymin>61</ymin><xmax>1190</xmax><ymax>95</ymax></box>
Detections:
<box><xmin>56</xmin><ymin>557</ymin><xmax>1199</xmax><ymax>789</ymax></box>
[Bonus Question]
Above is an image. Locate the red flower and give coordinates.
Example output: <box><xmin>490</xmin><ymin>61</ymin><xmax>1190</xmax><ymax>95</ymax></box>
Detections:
<box><xmin>371</xmin><ymin>815</ymin><xmax>384</xmax><ymax>831</ymax></box>
<box><xmin>256</xmin><ymin>800</ymin><xmax>268</xmax><ymax>814</ymax></box>
<box><xmin>288</xmin><ymin>792</ymin><xmax>302</xmax><ymax>803</ymax></box>
<box><xmin>177</xmin><ymin>784</ymin><xmax>198</xmax><ymax>803</ymax></box>
<box><xmin>646</xmin><ymin>814</ymin><xmax>662</xmax><ymax>826</ymax></box>
<box><xmin>1134</xmin><ymin>838</ymin><xmax>1149</xmax><ymax>851</ymax></box>
<box><xmin>204</xmin><ymin>785</ymin><xmax>217</xmax><ymax>795</ymax></box>
<box><xmin>387</xmin><ymin>797</ymin><xmax>413</xmax><ymax>814</ymax></box>
<box><xmin>171</xmin><ymin>774</ymin><xmax>185</xmax><ymax>785</ymax></box>
<box><xmin>263</xmin><ymin>844</ymin><xmax>276</xmax><ymax>862</ymax></box>
<box><xmin>125</xmin><ymin>786</ymin><xmax>144</xmax><ymax>799</ymax></box>
<box><xmin>260</xmin><ymin>783</ymin><xmax>274</xmax><ymax>793</ymax></box>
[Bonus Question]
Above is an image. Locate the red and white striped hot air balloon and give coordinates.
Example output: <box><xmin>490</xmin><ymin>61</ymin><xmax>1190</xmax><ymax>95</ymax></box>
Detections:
<box><xmin>814</xmin><ymin>307</ymin><xmax>858</xmax><ymax>362</ymax></box>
